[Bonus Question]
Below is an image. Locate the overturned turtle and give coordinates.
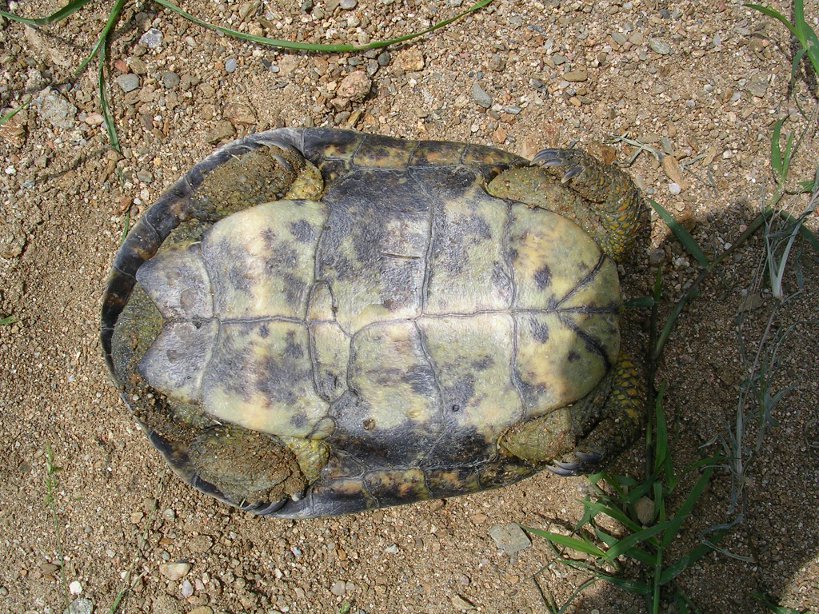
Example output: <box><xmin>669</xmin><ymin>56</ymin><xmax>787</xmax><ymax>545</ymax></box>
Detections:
<box><xmin>102</xmin><ymin>129</ymin><xmax>645</xmax><ymax>518</ymax></box>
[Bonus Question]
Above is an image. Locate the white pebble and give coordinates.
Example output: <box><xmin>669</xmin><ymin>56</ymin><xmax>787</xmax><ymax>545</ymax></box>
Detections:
<box><xmin>69</xmin><ymin>580</ymin><xmax>82</xmax><ymax>595</ymax></box>
<box><xmin>180</xmin><ymin>579</ymin><xmax>194</xmax><ymax>598</ymax></box>
<box><xmin>4</xmin><ymin>165</ymin><xmax>15</xmax><ymax>175</ymax></box>
<box><xmin>668</xmin><ymin>182</ymin><xmax>681</xmax><ymax>195</ymax></box>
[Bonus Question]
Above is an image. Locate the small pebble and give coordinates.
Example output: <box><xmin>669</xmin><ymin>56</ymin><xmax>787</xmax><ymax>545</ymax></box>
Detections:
<box><xmin>668</xmin><ymin>182</ymin><xmax>681</xmax><ymax>195</ymax></box>
<box><xmin>115</xmin><ymin>74</ymin><xmax>140</xmax><ymax>93</ymax></box>
<box><xmin>67</xmin><ymin>598</ymin><xmax>93</xmax><ymax>614</ymax></box>
<box><xmin>337</xmin><ymin>71</ymin><xmax>371</xmax><ymax>101</ymax></box>
<box><xmin>452</xmin><ymin>594</ymin><xmax>475</xmax><ymax>611</ymax></box>
<box><xmin>69</xmin><ymin>580</ymin><xmax>82</xmax><ymax>595</ymax></box>
<box><xmin>562</xmin><ymin>70</ymin><xmax>588</xmax><ymax>82</ymax></box>
<box><xmin>471</xmin><ymin>83</ymin><xmax>492</xmax><ymax>108</ymax></box>
<box><xmin>340</xmin><ymin>0</ymin><xmax>356</xmax><ymax>8</ymax></box>
<box><xmin>331</xmin><ymin>580</ymin><xmax>346</xmax><ymax>596</ymax></box>
<box><xmin>649</xmin><ymin>39</ymin><xmax>672</xmax><ymax>55</ymax></box>
<box><xmin>384</xmin><ymin>544</ymin><xmax>399</xmax><ymax>554</ymax></box>
<box><xmin>488</xmin><ymin>523</ymin><xmax>531</xmax><ymax>557</ymax></box>
<box><xmin>377</xmin><ymin>51</ymin><xmax>391</xmax><ymax>67</ymax></box>
<box><xmin>139</xmin><ymin>28</ymin><xmax>163</xmax><ymax>48</ymax></box>
<box><xmin>225</xmin><ymin>58</ymin><xmax>238</xmax><ymax>74</ymax></box>
<box><xmin>38</xmin><ymin>87</ymin><xmax>78</xmax><ymax>129</ymax></box>
<box><xmin>634</xmin><ymin>496</ymin><xmax>656</xmax><ymax>524</ymax></box>
<box><xmin>748</xmin><ymin>73</ymin><xmax>769</xmax><ymax>97</ymax></box>
<box><xmin>161</xmin><ymin>71</ymin><xmax>180</xmax><ymax>89</ymax></box>
<box><xmin>159</xmin><ymin>562</ymin><xmax>191</xmax><ymax>581</ymax></box>
<box><xmin>181</xmin><ymin>578</ymin><xmax>194</xmax><ymax>598</ymax></box>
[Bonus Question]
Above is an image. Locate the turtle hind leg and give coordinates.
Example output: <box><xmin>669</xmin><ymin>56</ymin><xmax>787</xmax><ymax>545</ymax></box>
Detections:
<box><xmin>531</xmin><ymin>148</ymin><xmax>642</xmax><ymax>262</ymax></box>
<box><xmin>187</xmin><ymin>424</ymin><xmax>308</xmax><ymax>508</ymax></box>
<box><xmin>187</xmin><ymin>136</ymin><xmax>324</xmax><ymax>222</ymax></box>
<box><xmin>549</xmin><ymin>356</ymin><xmax>646</xmax><ymax>476</ymax></box>
<box><xmin>498</xmin><ymin>356</ymin><xmax>645</xmax><ymax>475</ymax></box>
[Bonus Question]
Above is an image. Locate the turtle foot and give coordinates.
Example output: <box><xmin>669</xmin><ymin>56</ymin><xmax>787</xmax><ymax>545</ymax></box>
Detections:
<box><xmin>531</xmin><ymin>146</ymin><xmax>642</xmax><ymax>262</ymax></box>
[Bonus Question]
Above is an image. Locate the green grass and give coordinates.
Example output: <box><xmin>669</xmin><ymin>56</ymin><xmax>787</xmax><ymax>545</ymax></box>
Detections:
<box><xmin>0</xmin><ymin>315</ymin><xmax>17</xmax><ymax>326</ymax></box>
<box><xmin>1</xmin><ymin>0</ymin><xmax>495</xmax><ymax>151</ymax></box>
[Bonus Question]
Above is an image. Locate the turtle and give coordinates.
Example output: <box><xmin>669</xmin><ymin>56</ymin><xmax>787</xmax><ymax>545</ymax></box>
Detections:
<box><xmin>101</xmin><ymin>128</ymin><xmax>645</xmax><ymax>519</ymax></box>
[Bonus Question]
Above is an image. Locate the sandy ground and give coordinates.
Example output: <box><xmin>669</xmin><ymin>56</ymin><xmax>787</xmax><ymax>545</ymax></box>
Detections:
<box><xmin>1</xmin><ymin>0</ymin><xmax>818</xmax><ymax>612</ymax></box>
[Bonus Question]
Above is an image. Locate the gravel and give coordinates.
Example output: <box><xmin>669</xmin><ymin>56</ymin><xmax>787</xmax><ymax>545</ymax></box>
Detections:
<box><xmin>471</xmin><ymin>83</ymin><xmax>492</xmax><ymax>108</ymax></box>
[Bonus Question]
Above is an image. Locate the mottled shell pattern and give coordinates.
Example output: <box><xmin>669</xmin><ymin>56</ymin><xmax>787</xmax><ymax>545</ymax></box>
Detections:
<box><xmin>103</xmin><ymin>129</ymin><xmax>634</xmax><ymax>518</ymax></box>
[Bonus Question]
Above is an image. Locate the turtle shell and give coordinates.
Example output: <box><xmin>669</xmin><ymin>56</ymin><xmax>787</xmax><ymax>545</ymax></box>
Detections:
<box><xmin>102</xmin><ymin>129</ymin><xmax>621</xmax><ymax>518</ymax></box>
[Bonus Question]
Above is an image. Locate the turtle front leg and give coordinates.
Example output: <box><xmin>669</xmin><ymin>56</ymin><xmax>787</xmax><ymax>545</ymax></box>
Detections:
<box><xmin>498</xmin><ymin>356</ymin><xmax>645</xmax><ymax>475</ymax></box>
<box><xmin>531</xmin><ymin>148</ymin><xmax>642</xmax><ymax>262</ymax></box>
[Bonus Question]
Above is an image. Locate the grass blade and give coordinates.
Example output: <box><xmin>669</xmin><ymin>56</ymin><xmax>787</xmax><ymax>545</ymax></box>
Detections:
<box><xmin>770</xmin><ymin>118</ymin><xmax>785</xmax><ymax>178</ymax></box>
<box><xmin>595</xmin><ymin>529</ymin><xmax>657</xmax><ymax>566</ymax></box>
<box><xmin>153</xmin><ymin>0</ymin><xmax>494</xmax><ymax>53</ymax></box>
<box><xmin>793</xmin><ymin>0</ymin><xmax>819</xmax><ymax>75</ymax></box>
<box><xmin>0</xmin><ymin>315</ymin><xmax>18</xmax><ymax>326</ymax></box>
<box><xmin>650</xmin><ymin>199</ymin><xmax>709</xmax><ymax>267</ymax></box>
<box><xmin>745</xmin><ymin>4</ymin><xmax>797</xmax><ymax>37</ymax></box>
<box><xmin>557</xmin><ymin>558</ymin><xmax>652</xmax><ymax>596</ymax></box>
<box><xmin>99</xmin><ymin>45</ymin><xmax>120</xmax><ymax>152</ymax></box>
<box><xmin>0</xmin><ymin>97</ymin><xmax>32</xmax><ymax>127</ymax></box>
<box><xmin>659</xmin><ymin>530</ymin><xmax>727</xmax><ymax>585</ymax></box>
<box><xmin>653</xmin><ymin>292</ymin><xmax>692</xmax><ymax>362</ymax></box>
<box><xmin>603</xmin><ymin>521</ymin><xmax>669</xmax><ymax>561</ymax></box>
<box><xmin>524</xmin><ymin>527</ymin><xmax>607</xmax><ymax>558</ymax></box>
<box><xmin>659</xmin><ymin>467</ymin><xmax>714</xmax><ymax>549</ymax></box>
<box><xmin>0</xmin><ymin>0</ymin><xmax>94</xmax><ymax>25</ymax></box>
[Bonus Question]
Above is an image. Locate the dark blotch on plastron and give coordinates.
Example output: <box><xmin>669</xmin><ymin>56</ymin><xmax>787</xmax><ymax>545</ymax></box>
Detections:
<box><xmin>534</xmin><ymin>265</ymin><xmax>552</xmax><ymax>289</ymax></box>
<box><xmin>568</xmin><ymin>350</ymin><xmax>581</xmax><ymax>362</ymax></box>
<box><xmin>262</xmin><ymin>228</ymin><xmax>278</xmax><ymax>248</ymax></box>
<box><xmin>412</xmin><ymin>166</ymin><xmax>475</xmax><ymax>195</ymax></box>
<box><xmin>472</xmin><ymin>355</ymin><xmax>494</xmax><ymax>371</ymax></box>
<box><xmin>434</xmin><ymin>214</ymin><xmax>494</xmax><ymax>277</ymax></box>
<box><xmin>207</xmin><ymin>329</ymin><xmax>254</xmax><ymax>402</ymax></box>
<box><xmin>529</xmin><ymin>316</ymin><xmax>550</xmax><ymax>343</ymax></box>
<box><xmin>329</xmin><ymin>393</ymin><xmax>443</xmax><ymax>467</ymax></box>
<box><xmin>441</xmin><ymin>374</ymin><xmax>475</xmax><ymax>413</ymax></box>
<box><xmin>491</xmin><ymin>263</ymin><xmax>513</xmax><ymax>305</ymax></box>
<box><xmin>513</xmin><ymin>369</ymin><xmax>549</xmax><ymax>411</ymax></box>
<box><xmin>284</xmin><ymin>330</ymin><xmax>305</xmax><ymax>359</ymax></box>
<box><xmin>421</xmin><ymin>424</ymin><xmax>492</xmax><ymax>468</ymax></box>
<box><xmin>207</xmin><ymin>237</ymin><xmax>254</xmax><ymax>300</ymax></box>
<box><xmin>290</xmin><ymin>219</ymin><xmax>316</xmax><ymax>243</ymax></box>
<box><xmin>259</xmin><ymin>324</ymin><xmax>270</xmax><ymax>338</ymax></box>
<box><xmin>290</xmin><ymin>413</ymin><xmax>308</xmax><ymax>429</ymax></box>
<box><xmin>257</xmin><ymin>353</ymin><xmax>301</xmax><ymax>405</ymax></box>
<box><xmin>379</xmin><ymin>258</ymin><xmax>419</xmax><ymax>313</ymax></box>
<box><xmin>403</xmin><ymin>364</ymin><xmax>439</xmax><ymax>397</ymax></box>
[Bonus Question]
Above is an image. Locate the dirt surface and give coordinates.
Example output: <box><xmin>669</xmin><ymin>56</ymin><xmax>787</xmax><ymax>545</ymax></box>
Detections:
<box><xmin>1</xmin><ymin>0</ymin><xmax>818</xmax><ymax>612</ymax></box>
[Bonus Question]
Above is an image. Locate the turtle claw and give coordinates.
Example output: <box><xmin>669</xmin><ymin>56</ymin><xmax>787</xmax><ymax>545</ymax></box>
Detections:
<box><xmin>547</xmin><ymin>451</ymin><xmax>604</xmax><ymax>477</ymax></box>
<box><xmin>547</xmin><ymin>461</ymin><xmax>581</xmax><ymax>477</ymax></box>
<box><xmin>531</xmin><ymin>148</ymin><xmax>586</xmax><ymax>184</ymax></box>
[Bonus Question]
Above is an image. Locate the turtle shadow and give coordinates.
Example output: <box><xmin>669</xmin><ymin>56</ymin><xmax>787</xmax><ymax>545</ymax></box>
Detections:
<box><xmin>523</xmin><ymin>195</ymin><xmax>819</xmax><ymax>613</ymax></box>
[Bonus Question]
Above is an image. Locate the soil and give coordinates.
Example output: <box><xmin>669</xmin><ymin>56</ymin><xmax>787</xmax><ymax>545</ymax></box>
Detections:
<box><xmin>1</xmin><ymin>0</ymin><xmax>817</xmax><ymax>613</ymax></box>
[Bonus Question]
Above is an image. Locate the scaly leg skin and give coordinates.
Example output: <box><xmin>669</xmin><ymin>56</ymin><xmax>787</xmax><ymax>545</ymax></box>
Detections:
<box><xmin>531</xmin><ymin>148</ymin><xmax>642</xmax><ymax>262</ymax></box>
<box><xmin>549</xmin><ymin>355</ymin><xmax>645</xmax><ymax>475</ymax></box>
<box><xmin>499</xmin><ymin>356</ymin><xmax>645</xmax><ymax>475</ymax></box>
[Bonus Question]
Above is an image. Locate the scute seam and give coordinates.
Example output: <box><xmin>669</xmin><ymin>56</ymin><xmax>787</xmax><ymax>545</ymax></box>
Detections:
<box><xmin>556</xmin><ymin>252</ymin><xmax>609</xmax><ymax>308</ymax></box>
